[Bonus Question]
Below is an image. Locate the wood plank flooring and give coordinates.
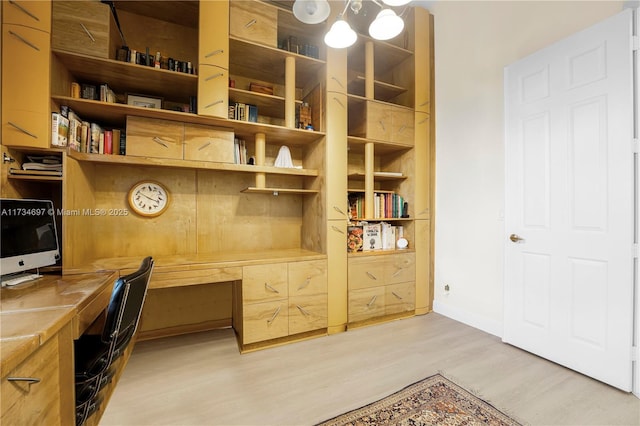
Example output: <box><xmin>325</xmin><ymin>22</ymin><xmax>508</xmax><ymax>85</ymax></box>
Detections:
<box><xmin>100</xmin><ymin>313</ymin><xmax>640</xmax><ymax>425</ymax></box>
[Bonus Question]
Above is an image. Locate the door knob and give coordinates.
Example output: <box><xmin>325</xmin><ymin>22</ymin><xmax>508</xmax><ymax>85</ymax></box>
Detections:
<box><xmin>509</xmin><ymin>234</ymin><xmax>524</xmax><ymax>243</ymax></box>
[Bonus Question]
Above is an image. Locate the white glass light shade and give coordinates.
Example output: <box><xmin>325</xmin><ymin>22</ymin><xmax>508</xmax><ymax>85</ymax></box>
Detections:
<box><xmin>381</xmin><ymin>0</ymin><xmax>411</xmax><ymax>6</ymax></box>
<box><xmin>368</xmin><ymin>9</ymin><xmax>404</xmax><ymax>41</ymax></box>
<box><xmin>324</xmin><ymin>19</ymin><xmax>357</xmax><ymax>49</ymax></box>
<box><xmin>293</xmin><ymin>0</ymin><xmax>331</xmax><ymax>24</ymax></box>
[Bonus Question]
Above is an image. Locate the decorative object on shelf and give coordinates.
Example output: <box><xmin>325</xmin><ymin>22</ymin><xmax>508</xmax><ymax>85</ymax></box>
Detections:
<box><xmin>274</xmin><ymin>146</ymin><xmax>294</xmax><ymax>168</ymax></box>
<box><xmin>298</xmin><ymin>102</ymin><xmax>312</xmax><ymax>129</ymax></box>
<box><xmin>396</xmin><ymin>237</ymin><xmax>408</xmax><ymax>250</ymax></box>
<box><xmin>127</xmin><ymin>180</ymin><xmax>170</xmax><ymax>217</ymax></box>
<box><xmin>126</xmin><ymin>94</ymin><xmax>163</xmax><ymax>109</ymax></box>
<box><xmin>249</xmin><ymin>82</ymin><xmax>274</xmax><ymax>95</ymax></box>
<box><xmin>292</xmin><ymin>0</ymin><xmax>409</xmax><ymax>48</ymax></box>
<box><xmin>347</xmin><ymin>225</ymin><xmax>364</xmax><ymax>252</ymax></box>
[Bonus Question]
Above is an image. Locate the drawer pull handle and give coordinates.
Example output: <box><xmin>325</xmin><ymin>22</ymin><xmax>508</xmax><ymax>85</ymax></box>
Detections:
<box><xmin>333</xmin><ymin>97</ymin><xmax>345</xmax><ymax>109</ymax></box>
<box><xmin>331</xmin><ymin>76</ymin><xmax>345</xmax><ymax>90</ymax></box>
<box><xmin>205</xmin><ymin>99</ymin><xmax>224</xmax><ymax>109</ymax></box>
<box><xmin>296</xmin><ymin>305</ymin><xmax>311</xmax><ymax>316</ymax></box>
<box><xmin>392</xmin><ymin>291</ymin><xmax>403</xmax><ymax>300</ymax></box>
<box><xmin>420</xmin><ymin>100</ymin><xmax>429</xmax><ymax>107</ymax></box>
<box><xmin>205</xmin><ymin>49</ymin><xmax>224</xmax><ymax>58</ymax></box>
<box><xmin>379</xmin><ymin>120</ymin><xmax>386</xmax><ymax>132</ymax></box>
<box><xmin>366</xmin><ymin>271</ymin><xmax>378</xmax><ymax>281</ymax></box>
<box><xmin>298</xmin><ymin>277</ymin><xmax>311</xmax><ymax>291</ymax></box>
<box><xmin>152</xmin><ymin>137</ymin><xmax>169</xmax><ymax>148</ymax></box>
<box><xmin>205</xmin><ymin>72</ymin><xmax>224</xmax><ymax>81</ymax></box>
<box><xmin>198</xmin><ymin>142</ymin><xmax>211</xmax><ymax>151</ymax></box>
<box><xmin>418</xmin><ymin>117</ymin><xmax>428</xmax><ymax>125</ymax></box>
<box><xmin>398</xmin><ymin>125</ymin><xmax>406</xmax><ymax>133</ymax></box>
<box><xmin>8</xmin><ymin>1</ymin><xmax>39</xmax><ymax>22</ymax></box>
<box><xmin>8</xmin><ymin>122</ymin><xmax>37</xmax><ymax>139</ymax></box>
<box><xmin>264</xmin><ymin>282</ymin><xmax>280</xmax><ymax>294</ymax></box>
<box><xmin>331</xmin><ymin>225</ymin><xmax>345</xmax><ymax>234</ymax></box>
<box><xmin>333</xmin><ymin>206</ymin><xmax>346</xmax><ymax>217</ymax></box>
<box><xmin>80</xmin><ymin>23</ymin><xmax>96</xmax><ymax>42</ymax></box>
<box><xmin>267</xmin><ymin>306</ymin><xmax>281</xmax><ymax>324</ymax></box>
<box><xmin>8</xmin><ymin>377</ymin><xmax>41</xmax><ymax>385</ymax></box>
<box><xmin>8</xmin><ymin>30</ymin><xmax>39</xmax><ymax>51</ymax></box>
<box><xmin>392</xmin><ymin>269</ymin><xmax>403</xmax><ymax>278</ymax></box>
<box><xmin>367</xmin><ymin>295</ymin><xmax>377</xmax><ymax>307</ymax></box>
<box><xmin>245</xmin><ymin>18</ymin><xmax>257</xmax><ymax>28</ymax></box>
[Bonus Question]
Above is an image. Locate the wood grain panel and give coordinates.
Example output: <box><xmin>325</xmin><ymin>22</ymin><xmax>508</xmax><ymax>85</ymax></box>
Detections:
<box><xmin>288</xmin><ymin>259</ymin><xmax>327</xmax><ymax>297</ymax></box>
<box><xmin>348</xmin><ymin>256</ymin><xmax>385</xmax><ymax>291</ymax></box>
<box><xmin>229</xmin><ymin>0</ymin><xmax>277</xmax><ymax>48</ymax></box>
<box><xmin>183</xmin><ymin>124</ymin><xmax>235</xmax><ymax>163</ymax></box>
<box><xmin>348</xmin><ymin>286</ymin><xmax>385</xmax><ymax>323</ymax></box>
<box><xmin>384</xmin><ymin>253</ymin><xmax>416</xmax><ymax>285</ymax></box>
<box><xmin>385</xmin><ymin>281</ymin><xmax>415</xmax><ymax>315</ymax></box>
<box><xmin>126</xmin><ymin>116</ymin><xmax>184</xmax><ymax>159</ymax></box>
<box><xmin>2</xmin><ymin>0</ymin><xmax>50</xmax><ymax>31</ymax></box>
<box><xmin>242</xmin><ymin>263</ymin><xmax>288</xmax><ymax>304</ymax></box>
<box><xmin>289</xmin><ymin>294</ymin><xmax>327</xmax><ymax>335</ymax></box>
<box><xmin>242</xmin><ymin>300</ymin><xmax>289</xmax><ymax>344</ymax></box>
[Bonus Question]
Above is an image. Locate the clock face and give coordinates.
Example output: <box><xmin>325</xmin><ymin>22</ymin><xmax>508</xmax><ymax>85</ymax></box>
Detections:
<box><xmin>128</xmin><ymin>181</ymin><xmax>170</xmax><ymax>217</ymax></box>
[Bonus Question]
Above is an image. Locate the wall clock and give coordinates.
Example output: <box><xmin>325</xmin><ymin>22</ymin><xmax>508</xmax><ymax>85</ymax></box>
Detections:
<box><xmin>127</xmin><ymin>180</ymin><xmax>170</xmax><ymax>217</ymax></box>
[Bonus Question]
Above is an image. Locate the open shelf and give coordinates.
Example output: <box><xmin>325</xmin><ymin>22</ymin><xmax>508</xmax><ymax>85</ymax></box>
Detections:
<box><xmin>229</xmin><ymin>87</ymin><xmax>302</xmax><ymax>120</ymax></box>
<box><xmin>348</xmin><ymin>74</ymin><xmax>409</xmax><ymax>103</ymax></box>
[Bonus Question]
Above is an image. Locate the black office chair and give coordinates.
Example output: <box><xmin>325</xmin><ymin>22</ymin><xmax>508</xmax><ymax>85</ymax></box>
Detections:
<box><xmin>74</xmin><ymin>256</ymin><xmax>154</xmax><ymax>426</ymax></box>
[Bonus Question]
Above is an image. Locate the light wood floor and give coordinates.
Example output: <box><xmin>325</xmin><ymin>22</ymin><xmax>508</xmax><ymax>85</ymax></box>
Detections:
<box><xmin>100</xmin><ymin>313</ymin><xmax>640</xmax><ymax>425</ymax></box>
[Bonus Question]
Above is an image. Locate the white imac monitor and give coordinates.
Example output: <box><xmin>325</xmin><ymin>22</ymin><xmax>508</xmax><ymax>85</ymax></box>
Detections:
<box><xmin>1</xmin><ymin>198</ymin><xmax>60</xmax><ymax>283</ymax></box>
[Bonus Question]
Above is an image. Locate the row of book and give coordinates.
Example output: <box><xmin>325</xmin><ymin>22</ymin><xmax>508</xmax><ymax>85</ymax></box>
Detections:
<box><xmin>347</xmin><ymin>222</ymin><xmax>403</xmax><ymax>252</ymax></box>
<box><xmin>229</xmin><ymin>102</ymin><xmax>258</xmax><ymax>122</ymax></box>
<box><xmin>52</xmin><ymin>108</ymin><xmax>126</xmax><ymax>155</ymax></box>
<box><xmin>234</xmin><ymin>138</ymin><xmax>249</xmax><ymax>165</ymax></box>
<box><xmin>349</xmin><ymin>192</ymin><xmax>407</xmax><ymax>220</ymax></box>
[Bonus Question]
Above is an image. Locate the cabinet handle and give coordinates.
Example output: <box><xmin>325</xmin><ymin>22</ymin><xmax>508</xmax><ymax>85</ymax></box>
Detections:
<box><xmin>379</xmin><ymin>120</ymin><xmax>386</xmax><ymax>132</ymax></box>
<box><xmin>205</xmin><ymin>49</ymin><xmax>224</xmax><ymax>58</ymax></box>
<box><xmin>398</xmin><ymin>125</ymin><xmax>406</xmax><ymax>134</ymax></box>
<box><xmin>8</xmin><ymin>1</ymin><xmax>40</xmax><ymax>22</ymax></box>
<box><xmin>367</xmin><ymin>295</ymin><xmax>377</xmax><ymax>307</ymax></box>
<box><xmin>245</xmin><ymin>18</ymin><xmax>257</xmax><ymax>28</ymax></box>
<box><xmin>420</xmin><ymin>100</ymin><xmax>429</xmax><ymax>107</ymax></box>
<box><xmin>331</xmin><ymin>225</ymin><xmax>345</xmax><ymax>235</ymax></box>
<box><xmin>391</xmin><ymin>291</ymin><xmax>403</xmax><ymax>300</ymax></box>
<box><xmin>392</xmin><ymin>268</ymin><xmax>404</xmax><ymax>278</ymax></box>
<box><xmin>418</xmin><ymin>117</ymin><xmax>428</xmax><ymax>125</ymax></box>
<box><xmin>198</xmin><ymin>142</ymin><xmax>211</xmax><ymax>151</ymax></box>
<box><xmin>267</xmin><ymin>305</ymin><xmax>281</xmax><ymax>324</ymax></box>
<box><xmin>366</xmin><ymin>271</ymin><xmax>378</xmax><ymax>281</ymax></box>
<box><xmin>297</xmin><ymin>277</ymin><xmax>311</xmax><ymax>291</ymax></box>
<box><xmin>264</xmin><ymin>282</ymin><xmax>280</xmax><ymax>294</ymax></box>
<box><xmin>205</xmin><ymin>72</ymin><xmax>224</xmax><ymax>81</ymax></box>
<box><xmin>7</xmin><ymin>377</ymin><xmax>41</xmax><ymax>385</ymax></box>
<box><xmin>333</xmin><ymin>206</ymin><xmax>346</xmax><ymax>217</ymax></box>
<box><xmin>8</xmin><ymin>30</ymin><xmax>39</xmax><ymax>51</ymax></box>
<box><xmin>296</xmin><ymin>305</ymin><xmax>311</xmax><ymax>316</ymax></box>
<box><xmin>331</xmin><ymin>76</ymin><xmax>345</xmax><ymax>90</ymax></box>
<box><xmin>152</xmin><ymin>137</ymin><xmax>170</xmax><ymax>148</ymax></box>
<box><xmin>205</xmin><ymin>99</ymin><xmax>224</xmax><ymax>109</ymax></box>
<box><xmin>80</xmin><ymin>23</ymin><xmax>96</xmax><ymax>42</ymax></box>
<box><xmin>332</xmin><ymin>97</ymin><xmax>345</xmax><ymax>109</ymax></box>
<box><xmin>8</xmin><ymin>122</ymin><xmax>37</xmax><ymax>139</ymax></box>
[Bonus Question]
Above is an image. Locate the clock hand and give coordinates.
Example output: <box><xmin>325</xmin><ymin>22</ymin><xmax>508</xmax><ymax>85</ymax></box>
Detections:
<box><xmin>139</xmin><ymin>192</ymin><xmax>159</xmax><ymax>203</ymax></box>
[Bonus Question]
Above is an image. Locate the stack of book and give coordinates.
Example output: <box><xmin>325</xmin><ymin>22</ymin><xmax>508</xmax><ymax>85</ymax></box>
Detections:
<box><xmin>11</xmin><ymin>155</ymin><xmax>62</xmax><ymax>177</ymax></box>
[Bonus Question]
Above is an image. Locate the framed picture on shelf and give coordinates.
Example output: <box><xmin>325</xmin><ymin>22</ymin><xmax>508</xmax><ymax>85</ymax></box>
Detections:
<box><xmin>127</xmin><ymin>94</ymin><xmax>163</xmax><ymax>109</ymax></box>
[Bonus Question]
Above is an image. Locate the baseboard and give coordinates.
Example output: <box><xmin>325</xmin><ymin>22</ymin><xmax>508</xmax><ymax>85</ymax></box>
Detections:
<box><xmin>433</xmin><ymin>299</ymin><xmax>503</xmax><ymax>338</ymax></box>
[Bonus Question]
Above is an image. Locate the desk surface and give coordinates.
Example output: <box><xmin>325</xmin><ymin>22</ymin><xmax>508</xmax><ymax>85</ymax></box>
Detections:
<box><xmin>0</xmin><ymin>271</ymin><xmax>118</xmax><ymax>376</ymax></box>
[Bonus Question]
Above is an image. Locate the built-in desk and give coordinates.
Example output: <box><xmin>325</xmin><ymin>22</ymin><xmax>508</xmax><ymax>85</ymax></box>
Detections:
<box><xmin>1</xmin><ymin>271</ymin><xmax>118</xmax><ymax>425</ymax></box>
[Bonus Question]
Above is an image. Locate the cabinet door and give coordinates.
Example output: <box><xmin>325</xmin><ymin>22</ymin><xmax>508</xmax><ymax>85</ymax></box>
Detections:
<box><xmin>326</xmin><ymin>93</ymin><xmax>349</xmax><ymax>220</ymax></box>
<box><xmin>199</xmin><ymin>0</ymin><xmax>229</xmax><ymax>69</ymax></box>
<box><xmin>348</xmin><ymin>286</ymin><xmax>385</xmax><ymax>323</ymax></box>
<box><xmin>125</xmin><ymin>116</ymin><xmax>184</xmax><ymax>159</ymax></box>
<box><xmin>385</xmin><ymin>252</ymin><xmax>416</xmax><ymax>284</ymax></box>
<box><xmin>242</xmin><ymin>263</ymin><xmax>288</xmax><ymax>304</ymax></box>
<box><xmin>348</xmin><ymin>255</ymin><xmax>385</xmax><ymax>290</ymax></box>
<box><xmin>183</xmin><ymin>124</ymin><xmax>234</xmax><ymax>163</ymax></box>
<box><xmin>51</xmin><ymin>0</ymin><xmax>116</xmax><ymax>59</ymax></box>
<box><xmin>2</xmin><ymin>0</ymin><xmax>51</xmax><ymax>32</ymax></box>
<box><xmin>289</xmin><ymin>294</ymin><xmax>328</xmax><ymax>334</ymax></box>
<box><xmin>289</xmin><ymin>259</ymin><xmax>327</xmax><ymax>297</ymax></box>
<box><xmin>414</xmin><ymin>112</ymin><xmax>430</xmax><ymax>220</ymax></box>
<box><xmin>326</xmin><ymin>47</ymin><xmax>347</xmax><ymax>94</ymax></box>
<box><xmin>414</xmin><ymin>7</ymin><xmax>431</xmax><ymax>114</ymax></box>
<box><xmin>198</xmin><ymin>65</ymin><xmax>229</xmax><ymax>119</ymax></box>
<box><xmin>366</xmin><ymin>101</ymin><xmax>392</xmax><ymax>141</ymax></box>
<box><xmin>2</xmin><ymin>24</ymin><xmax>50</xmax><ymax>148</ymax></box>
<box><xmin>242</xmin><ymin>300</ymin><xmax>288</xmax><ymax>344</ymax></box>
<box><xmin>385</xmin><ymin>281</ymin><xmax>415</xmax><ymax>315</ymax></box>
<box><xmin>229</xmin><ymin>0</ymin><xmax>277</xmax><ymax>48</ymax></box>
<box><xmin>392</xmin><ymin>106</ymin><xmax>414</xmax><ymax>146</ymax></box>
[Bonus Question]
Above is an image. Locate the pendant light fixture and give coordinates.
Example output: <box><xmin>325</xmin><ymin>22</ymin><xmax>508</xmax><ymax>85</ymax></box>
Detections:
<box><xmin>292</xmin><ymin>0</ymin><xmax>409</xmax><ymax>49</ymax></box>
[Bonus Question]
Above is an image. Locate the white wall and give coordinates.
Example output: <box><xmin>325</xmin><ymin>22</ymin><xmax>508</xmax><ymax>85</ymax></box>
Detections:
<box><xmin>418</xmin><ymin>1</ymin><xmax>625</xmax><ymax>336</ymax></box>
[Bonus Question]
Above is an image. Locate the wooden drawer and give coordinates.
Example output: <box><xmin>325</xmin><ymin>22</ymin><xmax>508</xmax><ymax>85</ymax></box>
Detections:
<box><xmin>52</xmin><ymin>0</ymin><xmax>119</xmax><ymax>59</ymax></box>
<box><xmin>366</xmin><ymin>101</ymin><xmax>392</xmax><ymax>141</ymax></box>
<box><xmin>288</xmin><ymin>259</ymin><xmax>327</xmax><ymax>297</ymax></box>
<box><xmin>242</xmin><ymin>263</ymin><xmax>288</xmax><ymax>304</ymax></box>
<box><xmin>242</xmin><ymin>300</ymin><xmax>288</xmax><ymax>344</ymax></box>
<box><xmin>289</xmin><ymin>294</ymin><xmax>328</xmax><ymax>335</ymax></box>
<box><xmin>348</xmin><ymin>256</ymin><xmax>385</xmax><ymax>290</ymax></box>
<box><xmin>392</xmin><ymin>107</ymin><xmax>414</xmax><ymax>145</ymax></box>
<box><xmin>2</xmin><ymin>0</ymin><xmax>50</xmax><ymax>32</ymax></box>
<box><xmin>385</xmin><ymin>281</ymin><xmax>415</xmax><ymax>315</ymax></box>
<box><xmin>348</xmin><ymin>286</ymin><xmax>385</xmax><ymax>323</ymax></box>
<box><xmin>198</xmin><ymin>65</ymin><xmax>229</xmax><ymax>118</ymax></box>
<box><xmin>1</xmin><ymin>335</ymin><xmax>62</xmax><ymax>425</ymax></box>
<box><xmin>199</xmin><ymin>0</ymin><xmax>229</xmax><ymax>68</ymax></box>
<box><xmin>384</xmin><ymin>253</ymin><xmax>416</xmax><ymax>284</ymax></box>
<box><xmin>126</xmin><ymin>116</ymin><xmax>184</xmax><ymax>159</ymax></box>
<box><xmin>183</xmin><ymin>124</ymin><xmax>235</xmax><ymax>163</ymax></box>
<box><xmin>229</xmin><ymin>0</ymin><xmax>277</xmax><ymax>48</ymax></box>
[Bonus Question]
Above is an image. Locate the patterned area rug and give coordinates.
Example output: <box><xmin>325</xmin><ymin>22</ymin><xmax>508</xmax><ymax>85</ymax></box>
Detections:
<box><xmin>317</xmin><ymin>374</ymin><xmax>522</xmax><ymax>426</ymax></box>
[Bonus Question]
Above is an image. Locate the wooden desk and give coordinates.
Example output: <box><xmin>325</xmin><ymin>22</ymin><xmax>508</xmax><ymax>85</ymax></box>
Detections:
<box><xmin>1</xmin><ymin>271</ymin><xmax>118</xmax><ymax>425</ymax></box>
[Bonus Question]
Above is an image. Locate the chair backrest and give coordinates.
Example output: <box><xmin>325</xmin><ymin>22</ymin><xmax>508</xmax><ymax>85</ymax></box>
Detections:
<box><xmin>102</xmin><ymin>256</ymin><xmax>154</xmax><ymax>345</ymax></box>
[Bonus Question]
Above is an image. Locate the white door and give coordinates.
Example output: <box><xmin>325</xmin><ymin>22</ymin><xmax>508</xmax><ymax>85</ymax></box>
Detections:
<box><xmin>504</xmin><ymin>9</ymin><xmax>635</xmax><ymax>391</ymax></box>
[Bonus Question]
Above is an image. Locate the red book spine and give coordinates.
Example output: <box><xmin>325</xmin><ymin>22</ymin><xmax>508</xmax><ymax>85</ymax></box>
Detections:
<box><xmin>104</xmin><ymin>130</ymin><xmax>113</xmax><ymax>155</ymax></box>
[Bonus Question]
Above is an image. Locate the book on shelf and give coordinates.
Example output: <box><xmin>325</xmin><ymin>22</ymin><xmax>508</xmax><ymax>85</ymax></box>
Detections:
<box><xmin>112</xmin><ymin>129</ymin><xmax>121</xmax><ymax>155</ymax></box>
<box><xmin>229</xmin><ymin>102</ymin><xmax>258</xmax><ymax>123</ymax></box>
<box><xmin>68</xmin><ymin>110</ymin><xmax>83</xmax><ymax>152</ymax></box>
<box><xmin>234</xmin><ymin>137</ymin><xmax>247</xmax><ymax>164</ymax></box>
<box><xmin>349</xmin><ymin>192</ymin><xmax>406</xmax><ymax>219</ymax></box>
<box><xmin>90</xmin><ymin>123</ymin><xmax>102</xmax><ymax>154</ymax></box>
<box><xmin>381</xmin><ymin>222</ymin><xmax>396</xmax><ymax>250</ymax></box>
<box><xmin>99</xmin><ymin>83</ymin><xmax>116</xmax><ymax>103</ymax></box>
<box><xmin>51</xmin><ymin>112</ymin><xmax>69</xmax><ymax>147</ymax></box>
<box><xmin>363</xmin><ymin>222</ymin><xmax>382</xmax><ymax>251</ymax></box>
<box><xmin>62</xmin><ymin>105</ymin><xmax>125</xmax><ymax>155</ymax></box>
<box><xmin>347</xmin><ymin>225</ymin><xmax>364</xmax><ymax>253</ymax></box>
